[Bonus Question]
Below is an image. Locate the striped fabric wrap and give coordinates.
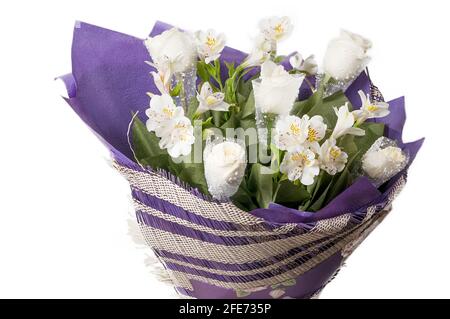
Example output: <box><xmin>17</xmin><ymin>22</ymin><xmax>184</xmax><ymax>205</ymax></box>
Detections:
<box><xmin>113</xmin><ymin>160</ymin><xmax>405</xmax><ymax>299</ymax></box>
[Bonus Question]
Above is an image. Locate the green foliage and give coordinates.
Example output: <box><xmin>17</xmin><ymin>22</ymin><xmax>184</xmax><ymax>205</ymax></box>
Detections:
<box><xmin>273</xmin><ymin>180</ymin><xmax>310</xmax><ymax>208</ymax></box>
<box><xmin>131</xmin><ymin>114</ymin><xmax>170</xmax><ymax>170</ymax></box>
<box><xmin>247</xmin><ymin>164</ymin><xmax>274</xmax><ymax>209</ymax></box>
<box><xmin>307</xmin><ymin>90</ymin><xmax>350</xmax><ymax>128</ymax></box>
<box><xmin>131</xmin><ymin>116</ymin><xmax>209</xmax><ymax>195</ymax></box>
<box><xmin>133</xmin><ymin>58</ymin><xmax>387</xmax><ymax>214</ymax></box>
<box><xmin>169</xmin><ymin>82</ymin><xmax>182</xmax><ymax>97</ymax></box>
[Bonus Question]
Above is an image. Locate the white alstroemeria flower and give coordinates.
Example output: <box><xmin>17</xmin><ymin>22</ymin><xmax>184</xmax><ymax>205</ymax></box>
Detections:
<box><xmin>145</xmin><ymin>94</ymin><xmax>184</xmax><ymax>137</ymax></box>
<box><xmin>258</xmin><ymin>16</ymin><xmax>293</xmax><ymax>42</ymax></box>
<box><xmin>319</xmin><ymin>139</ymin><xmax>348</xmax><ymax>175</ymax></box>
<box><xmin>280</xmin><ymin>147</ymin><xmax>320</xmax><ymax>185</ymax></box>
<box><xmin>150</xmin><ymin>69</ymin><xmax>171</xmax><ymax>94</ymax></box>
<box><xmin>331</xmin><ymin>103</ymin><xmax>365</xmax><ymax>139</ymax></box>
<box><xmin>304</xmin><ymin>115</ymin><xmax>327</xmax><ymax>152</ymax></box>
<box><xmin>273</xmin><ymin>115</ymin><xmax>308</xmax><ymax>151</ymax></box>
<box><xmin>323</xmin><ymin>30</ymin><xmax>372</xmax><ymax>80</ymax></box>
<box><xmin>144</xmin><ymin>28</ymin><xmax>196</xmax><ymax>74</ymax></box>
<box><xmin>243</xmin><ymin>34</ymin><xmax>272</xmax><ymax>68</ymax></box>
<box><xmin>204</xmin><ymin>140</ymin><xmax>247</xmax><ymax>200</ymax></box>
<box><xmin>353</xmin><ymin>90</ymin><xmax>390</xmax><ymax>124</ymax></box>
<box><xmin>194</xmin><ymin>29</ymin><xmax>226</xmax><ymax>64</ymax></box>
<box><xmin>159</xmin><ymin>116</ymin><xmax>195</xmax><ymax>158</ymax></box>
<box><xmin>362</xmin><ymin>145</ymin><xmax>406</xmax><ymax>181</ymax></box>
<box><xmin>196</xmin><ymin>82</ymin><xmax>230</xmax><ymax>114</ymax></box>
<box><xmin>289</xmin><ymin>53</ymin><xmax>318</xmax><ymax>75</ymax></box>
<box><xmin>253</xmin><ymin>60</ymin><xmax>303</xmax><ymax>115</ymax></box>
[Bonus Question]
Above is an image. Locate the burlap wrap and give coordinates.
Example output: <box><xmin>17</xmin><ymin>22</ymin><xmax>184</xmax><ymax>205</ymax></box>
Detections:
<box><xmin>113</xmin><ymin>161</ymin><xmax>405</xmax><ymax>298</ymax></box>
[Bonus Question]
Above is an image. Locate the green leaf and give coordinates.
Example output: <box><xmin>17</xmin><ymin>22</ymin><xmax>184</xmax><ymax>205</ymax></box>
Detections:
<box><xmin>225</xmin><ymin>61</ymin><xmax>235</xmax><ymax>78</ymax></box>
<box><xmin>323</xmin><ymin>167</ymin><xmax>351</xmax><ymax>206</ymax></box>
<box><xmin>236</xmin><ymin>78</ymin><xmax>253</xmax><ymax>104</ymax></box>
<box><xmin>273</xmin><ymin>180</ymin><xmax>310</xmax><ymax>208</ymax></box>
<box><xmin>131</xmin><ymin>116</ymin><xmax>170</xmax><ymax>170</ymax></box>
<box><xmin>273</xmin><ymin>55</ymin><xmax>286</xmax><ymax>63</ymax></box>
<box><xmin>307</xmin><ymin>90</ymin><xmax>350</xmax><ymax>129</ymax></box>
<box><xmin>132</xmin><ymin>115</ymin><xmax>209</xmax><ymax>196</ymax></box>
<box><xmin>341</xmin><ymin>122</ymin><xmax>385</xmax><ymax>168</ymax></box>
<box><xmin>221</xmin><ymin>113</ymin><xmax>238</xmax><ymax>129</ymax></box>
<box><xmin>230</xmin><ymin>178</ymin><xmax>259</xmax><ymax>211</ymax></box>
<box><xmin>214</xmin><ymin>59</ymin><xmax>221</xmax><ymax>77</ymax></box>
<box><xmin>308</xmin><ymin>182</ymin><xmax>333</xmax><ymax>212</ymax></box>
<box><xmin>206</xmin><ymin>63</ymin><xmax>216</xmax><ymax>77</ymax></box>
<box><xmin>323</xmin><ymin>152</ymin><xmax>360</xmax><ymax>206</ymax></box>
<box><xmin>248</xmin><ymin>164</ymin><xmax>274</xmax><ymax>208</ymax></box>
<box><xmin>291</xmin><ymin>86</ymin><xmax>324</xmax><ymax>116</ymax></box>
<box><xmin>201</xmin><ymin>117</ymin><xmax>214</xmax><ymax>130</ymax></box>
<box><xmin>197</xmin><ymin>61</ymin><xmax>209</xmax><ymax>82</ymax></box>
<box><xmin>211</xmin><ymin>110</ymin><xmax>223</xmax><ymax>127</ymax></box>
<box><xmin>239</xmin><ymin>90</ymin><xmax>255</xmax><ymax>119</ymax></box>
<box><xmin>168</xmin><ymin>155</ymin><xmax>209</xmax><ymax>195</ymax></box>
<box><xmin>169</xmin><ymin>82</ymin><xmax>182</xmax><ymax>97</ymax></box>
<box><xmin>186</xmin><ymin>97</ymin><xmax>199</xmax><ymax>120</ymax></box>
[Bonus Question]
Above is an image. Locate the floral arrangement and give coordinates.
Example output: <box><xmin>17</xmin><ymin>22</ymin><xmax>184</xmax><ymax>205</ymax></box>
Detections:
<box><xmin>59</xmin><ymin>17</ymin><xmax>423</xmax><ymax>299</ymax></box>
<box><xmin>132</xmin><ymin>17</ymin><xmax>406</xmax><ymax>211</ymax></box>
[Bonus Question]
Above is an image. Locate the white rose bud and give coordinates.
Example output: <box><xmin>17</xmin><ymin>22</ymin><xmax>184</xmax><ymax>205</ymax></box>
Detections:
<box><xmin>144</xmin><ymin>28</ymin><xmax>196</xmax><ymax>74</ymax></box>
<box><xmin>323</xmin><ymin>30</ymin><xmax>372</xmax><ymax>81</ymax></box>
<box><xmin>362</xmin><ymin>138</ymin><xmax>408</xmax><ymax>184</ymax></box>
<box><xmin>252</xmin><ymin>60</ymin><xmax>303</xmax><ymax>115</ymax></box>
<box><xmin>204</xmin><ymin>141</ymin><xmax>246</xmax><ymax>200</ymax></box>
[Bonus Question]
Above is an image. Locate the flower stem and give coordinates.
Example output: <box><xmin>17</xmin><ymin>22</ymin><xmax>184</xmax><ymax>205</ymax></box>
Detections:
<box><xmin>175</xmin><ymin>73</ymin><xmax>188</xmax><ymax>111</ymax></box>
<box><xmin>265</xmin><ymin>113</ymin><xmax>277</xmax><ymax>153</ymax></box>
<box><xmin>304</xmin><ymin>77</ymin><xmax>316</xmax><ymax>93</ymax></box>
<box><xmin>273</xmin><ymin>182</ymin><xmax>282</xmax><ymax>202</ymax></box>
<box><xmin>270</xmin><ymin>41</ymin><xmax>277</xmax><ymax>60</ymax></box>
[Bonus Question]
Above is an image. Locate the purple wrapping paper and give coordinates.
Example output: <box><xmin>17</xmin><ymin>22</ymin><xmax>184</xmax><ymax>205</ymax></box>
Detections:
<box><xmin>59</xmin><ymin>21</ymin><xmax>423</xmax><ymax>298</ymax></box>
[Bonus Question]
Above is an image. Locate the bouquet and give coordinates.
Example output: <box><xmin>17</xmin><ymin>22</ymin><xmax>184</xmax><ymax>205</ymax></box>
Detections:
<box><xmin>59</xmin><ymin>17</ymin><xmax>423</xmax><ymax>299</ymax></box>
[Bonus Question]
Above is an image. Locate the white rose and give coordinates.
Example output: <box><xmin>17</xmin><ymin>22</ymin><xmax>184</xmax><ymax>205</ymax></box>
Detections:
<box><xmin>144</xmin><ymin>28</ymin><xmax>196</xmax><ymax>74</ymax></box>
<box><xmin>252</xmin><ymin>60</ymin><xmax>303</xmax><ymax>115</ymax></box>
<box><xmin>204</xmin><ymin>141</ymin><xmax>246</xmax><ymax>200</ymax></box>
<box><xmin>362</xmin><ymin>146</ymin><xmax>407</xmax><ymax>181</ymax></box>
<box><xmin>323</xmin><ymin>30</ymin><xmax>372</xmax><ymax>81</ymax></box>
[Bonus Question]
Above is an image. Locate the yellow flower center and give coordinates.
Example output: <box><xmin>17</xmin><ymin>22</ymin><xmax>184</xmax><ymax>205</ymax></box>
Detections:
<box><xmin>367</xmin><ymin>105</ymin><xmax>379</xmax><ymax>112</ymax></box>
<box><xmin>206</xmin><ymin>95</ymin><xmax>218</xmax><ymax>106</ymax></box>
<box><xmin>291</xmin><ymin>152</ymin><xmax>311</xmax><ymax>166</ymax></box>
<box><xmin>274</xmin><ymin>24</ymin><xmax>284</xmax><ymax>35</ymax></box>
<box><xmin>175</xmin><ymin>123</ymin><xmax>186</xmax><ymax>129</ymax></box>
<box><xmin>206</xmin><ymin>36</ymin><xmax>216</xmax><ymax>48</ymax></box>
<box><xmin>307</xmin><ymin>128</ymin><xmax>318</xmax><ymax>142</ymax></box>
<box><xmin>162</xmin><ymin>107</ymin><xmax>174</xmax><ymax>118</ymax></box>
<box><xmin>330</xmin><ymin>147</ymin><xmax>341</xmax><ymax>160</ymax></box>
<box><xmin>289</xmin><ymin>123</ymin><xmax>301</xmax><ymax>135</ymax></box>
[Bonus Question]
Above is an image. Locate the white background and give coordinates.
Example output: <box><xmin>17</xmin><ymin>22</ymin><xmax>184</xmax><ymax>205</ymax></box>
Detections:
<box><xmin>0</xmin><ymin>0</ymin><xmax>449</xmax><ymax>298</ymax></box>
